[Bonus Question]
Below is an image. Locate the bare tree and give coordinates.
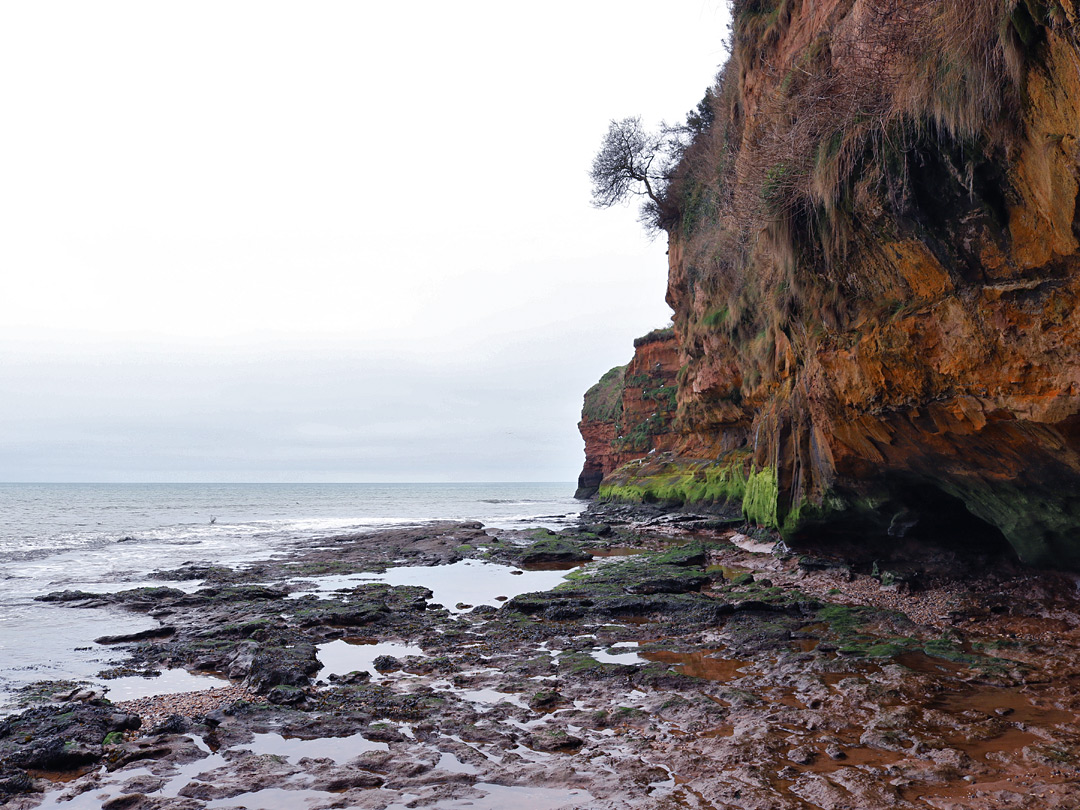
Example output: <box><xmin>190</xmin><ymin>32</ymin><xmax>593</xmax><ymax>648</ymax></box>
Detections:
<box><xmin>589</xmin><ymin>117</ymin><xmax>669</xmax><ymax>218</ymax></box>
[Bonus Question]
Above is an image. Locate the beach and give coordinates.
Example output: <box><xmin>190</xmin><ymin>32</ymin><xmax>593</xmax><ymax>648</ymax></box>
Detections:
<box><xmin>3</xmin><ymin>499</ymin><xmax>1080</xmax><ymax>808</ymax></box>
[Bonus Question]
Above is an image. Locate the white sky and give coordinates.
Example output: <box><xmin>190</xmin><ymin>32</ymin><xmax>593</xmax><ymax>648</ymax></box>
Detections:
<box><xmin>0</xmin><ymin>1</ymin><xmax>731</xmax><ymax>482</ymax></box>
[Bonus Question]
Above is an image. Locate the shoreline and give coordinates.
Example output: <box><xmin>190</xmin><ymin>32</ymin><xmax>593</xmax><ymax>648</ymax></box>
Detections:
<box><xmin>3</xmin><ymin>509</ymin><xmax>1080</xmax><ymax>809</ymax></box>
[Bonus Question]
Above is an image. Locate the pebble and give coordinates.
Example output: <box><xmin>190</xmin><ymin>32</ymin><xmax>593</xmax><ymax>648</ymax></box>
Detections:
<box><xmin>115</xmin><ymin>685</ymin><xmax>258</xmax><ymax>733</ymax></box>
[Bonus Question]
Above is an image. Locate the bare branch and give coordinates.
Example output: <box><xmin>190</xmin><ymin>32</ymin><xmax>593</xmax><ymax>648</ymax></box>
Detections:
<box><xmin>589</xmin><ymin>117</ymin><xmax>670</xmax><ymax>224</ymax></box>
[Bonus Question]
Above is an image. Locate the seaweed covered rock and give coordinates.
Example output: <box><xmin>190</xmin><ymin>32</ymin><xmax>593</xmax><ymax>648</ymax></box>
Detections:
<box><xmin>0</xmin><ymin>701</ymin><xmax>140</xmax><ymax>775</ymax></box>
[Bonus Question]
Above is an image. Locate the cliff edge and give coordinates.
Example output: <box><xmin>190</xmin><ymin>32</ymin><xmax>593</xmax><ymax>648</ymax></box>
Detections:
<box><xmin>580</xmin><ymin>0</ymin><xmax>1080</xmax><ymax>567</ymax></box>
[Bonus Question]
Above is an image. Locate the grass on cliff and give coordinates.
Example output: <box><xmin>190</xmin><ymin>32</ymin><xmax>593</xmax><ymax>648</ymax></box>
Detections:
<box><xmin>581</xmin><ymin>365</ymin><xmax>626</xmax><ymax>423</ymax></box>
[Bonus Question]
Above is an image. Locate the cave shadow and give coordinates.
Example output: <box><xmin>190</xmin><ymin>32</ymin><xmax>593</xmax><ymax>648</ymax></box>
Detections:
<box><xmin>788</xmin><ymin>477</ymin><xmax>1021</xmax><ymax>581</ymax></box>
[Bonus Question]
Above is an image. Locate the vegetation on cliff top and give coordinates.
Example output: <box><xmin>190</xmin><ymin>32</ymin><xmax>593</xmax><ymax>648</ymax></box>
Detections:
<box><xmin>581</xmin><ymin>365</ymin><xmax>626</xmax><ymax>423</ymax></box>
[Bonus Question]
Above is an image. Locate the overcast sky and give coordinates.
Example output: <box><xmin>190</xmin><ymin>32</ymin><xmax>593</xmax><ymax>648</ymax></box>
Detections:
<box><xmin>0</xmin><ymin>1</ymin><xmax>731</xmax><ymax>483</ymax></box>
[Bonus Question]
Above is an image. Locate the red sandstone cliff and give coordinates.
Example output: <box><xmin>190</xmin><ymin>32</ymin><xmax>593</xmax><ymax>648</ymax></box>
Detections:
<box><xmin>575</xmin><ymin>329</ymin><xmax>679</xmax><ymax>498</ymax></box>
<box><xmin>582</xmin><ymin>0</ymin><xmax>1080</xmax><ymax>567</ymax></box>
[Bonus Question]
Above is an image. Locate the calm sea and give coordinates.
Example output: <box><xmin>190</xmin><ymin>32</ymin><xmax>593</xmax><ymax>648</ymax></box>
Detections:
<box><xmin>0</xmin><ymin>482</ymin><xmax>583</xmax><ymax>709</ymax></box>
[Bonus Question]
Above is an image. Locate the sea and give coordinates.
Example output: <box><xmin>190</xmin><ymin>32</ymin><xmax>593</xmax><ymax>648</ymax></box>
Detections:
<box><xmin>0</xmin><ymin>482</ymin><xmax>584</xmax><ymax>711</ymax></box>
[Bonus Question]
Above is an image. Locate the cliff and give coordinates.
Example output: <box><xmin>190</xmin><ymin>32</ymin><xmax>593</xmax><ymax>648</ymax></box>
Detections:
<box><xmin>581</xmin><ymin>0</ymin><xmax>1080</xmax><ymax>567</ymax></box>
<box><xmin>575</xmin><ymin>329</ymin><xmax>680</xmax><ymax>498</ymax></box>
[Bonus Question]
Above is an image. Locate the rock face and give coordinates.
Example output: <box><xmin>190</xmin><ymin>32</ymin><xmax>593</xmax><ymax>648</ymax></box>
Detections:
<box><xmin>581</xmin><ymin>0</ymin><xmax>1080</xmax><ymax>567</ymax></box>
<box><xmin>575</xmin><ymin>329</ymin><xmax>680</xmax><ymax>498</ymax></box>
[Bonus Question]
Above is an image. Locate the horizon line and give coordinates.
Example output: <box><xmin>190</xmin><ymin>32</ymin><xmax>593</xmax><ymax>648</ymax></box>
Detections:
<box><xmin>0</xmin><ymin>480</ymin><xmax>578</xmax><ymax>486</ymax></box>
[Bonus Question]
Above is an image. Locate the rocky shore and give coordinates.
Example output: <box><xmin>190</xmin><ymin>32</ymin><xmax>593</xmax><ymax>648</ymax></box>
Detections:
<box><xmin>2</xmin><ymin>510</ymin><xmax>1079</xmax><ymax>809</ymax></box>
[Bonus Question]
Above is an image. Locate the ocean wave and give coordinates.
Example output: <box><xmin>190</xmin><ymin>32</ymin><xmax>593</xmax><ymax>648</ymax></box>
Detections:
<box><xmin>478</xmin><ymin>498</ymin><xmax>541</xmax><ymax>504</ymax></box>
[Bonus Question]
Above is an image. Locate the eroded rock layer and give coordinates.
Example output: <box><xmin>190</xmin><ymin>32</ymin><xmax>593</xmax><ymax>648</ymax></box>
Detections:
<box><xmin>582</xmin><ymin>0</ymin><xmax>1080</xmax><ymax>566</ymax></box>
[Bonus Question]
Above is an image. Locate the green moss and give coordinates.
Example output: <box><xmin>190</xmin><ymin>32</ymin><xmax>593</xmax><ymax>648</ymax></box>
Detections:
<box><xmin>598</xmin><ymin>453</ymin><xmax>751</xmax><ymax>508</ymax></box>
<box><xmin>817</xmin><ymin>603</ymin><xmax>874</xmax><ymax>637</ymax></box>
<box><xmin>742</xmin><ymin>466</ymin><xmax>779</xmax><ymax>527</ymax></box>
<box><xmin>558</xmin><ymin>652</ymin><xmax>607</xmax><ymax>674</ymax></box>
<box><xmin>653</xmin><ymin>542</ymin><xmax>708</xmax><ymax>567</ymax></box>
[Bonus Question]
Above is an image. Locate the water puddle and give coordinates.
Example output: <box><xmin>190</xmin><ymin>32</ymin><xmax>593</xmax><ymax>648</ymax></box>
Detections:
<box><xmin>641</xmin><ymin>649</ymin><xmax>749</xmax><ymax>681</ymax></box>
<box><xmin>316</xmin><ymin>638</ymin><xmax>424</xmax><ymax>679</ymax></box>
<box><xmin>95</xmin><ymin>667</ymin><xmax>230</xmax><ymax>701</ymax></box>
<box><xmin>591</xmin><ymin>642</ymin><xmax>646</xmax><ymax>665</ymax></box>
<box><xmin>204</xmin><ymin>786</ymin><xmax>339</xmax><ymax>808</ymax></box>
<box><xmin>586</xmin><ymin>546</ymin><xmax>645</xmax><ymax>558</ymax></box>
<box><xmin>437</xmin><ymin>750</ymin><xmax>480</xmax><ymax>774</ymax></box>
<box><xmin>34</xmin><ymin>727</ymin><xmax>388</xmax><ymax>809</ymax></box>
<box><xmin>426</xmin><ymin>674</ymin><xmax>528</xmax><ymax>710</ymax></box>
<box><xmin>384</xmin><ymin>783</ymin><xmax>594</xmax><ymax>810</ymax></box>
<box><xmin>616</xmin><ymin>615</ymin><xmax>655</xmax><ymax>626</ymax></box>
<box><xmin>34</xmin><ymin>736</ymin><xmax>230</xmax><ymax>809</ymax></box>
<box><xmin>793</xmin><ymin>741</ymin><xmax>905</xmax><ymax>775</ymax></box>
<box><xmin>707</xmin><ymin>564</ymin><xmax>752</xmax><ymax>580</ymax></box>
<box><xmin>239</xmin><ymin>731</ymin><xmax>389</xmax><ymax>763</ymax></box>
<box><xmin>700</xmin><ymin>725</ymin><xmax>735</xmax><ymax>738</ymax></box>
<box><xmin>519</xmin><ymin>560</ymin><xmax>588</xmax><ymax>571</ymax></box>
<box><xmin>26</xmin><ymin>765</ymin><xmax>97</xmax><ymax>783</ymax></box>
<box><xmin>930</xmin><ymin>686</ymin><xmax>1073</xmax><ymax>726</ymax></box>
<box><xmin>894</xmin><ymin>651</ymin><xmax>967</xmax><ymax>676</ymax></box>
<box><xmin>928</xmin><ymin>683</ymin><xmax>1075</xmax><ymax>762</ymax></box>
<box><xmin>292</xmin><ymin>560</ymin><xmax>574</xmax><ymax>613</ymax></box>
<box><xmin>454</xmin><ymin>686</ymin><xmax>528</xmax><ymax>710</ymax></box>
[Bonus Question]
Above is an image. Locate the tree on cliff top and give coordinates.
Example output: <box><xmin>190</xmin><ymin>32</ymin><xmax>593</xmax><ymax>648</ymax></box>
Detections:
<box><xmin>590</xmin><ymin>117</ymin><xmax>674</xmax><ymax>232</ymax></box>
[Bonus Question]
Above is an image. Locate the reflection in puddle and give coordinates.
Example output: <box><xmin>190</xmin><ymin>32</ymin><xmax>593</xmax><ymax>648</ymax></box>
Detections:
<box><xmin>585</xmin><ymin>546</ymin><xmax>644</xmax><ymax>558</ymax></box>
<box><xmin>293</xmin><ymin>560</ymin><xmax>574</xmax><ymax>613</ymax></box>
<box><xmin>456</xmin><ymin>686</ymin><xmax>528</xmax><ymax>710</ymax></box>
<box><xmin>317</xmin><ymin>639</ymin><xmax>424</xmax><ymax>679</ymax></box>
<box><xmin>34</xmin><ymin>728</ymin><xmax>389</xmax><ymax>810</ymax></box>
<box><xmin>591</xmin><ymin>643</ymin><xmax>646</xmax><ymax>665</ymax></box>
<box><xmin>240</xmin><ymin>731</ymin><xmax>389</xmax><ymax>763</ymax></box>
<box><xmin>427</xmin><ymin>674</ymin><xmax>528</xmax><ymax>710</ymax></box>
<box><xmin>384</xmin><ymin>783</ymin><xmax>593</xmax><ymax>810</ymax></box>
<box><xmin>205</xmin><ymin>786</ymin><xmax>337</xmax><ymax>809</ymax></box>
<box><xmin>438</xmin><ymin>750</ymin><xmax>480</xmax><ymax>774</ymax></box>
<box><xmin>96</xmin><ymin>667</ymin><xmax>230</xmax><ymax>701</ymax></box>
<box><xmin>34</xmin><ymin>736</ymin><xmax>229</xmax><ymax>809</ymax></box>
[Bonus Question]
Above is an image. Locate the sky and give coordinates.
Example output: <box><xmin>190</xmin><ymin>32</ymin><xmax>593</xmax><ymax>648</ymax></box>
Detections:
<box><xmin>0</xmin><ymin>1</ymin><xmax>732</xmax><ymax>483</ymax></box>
